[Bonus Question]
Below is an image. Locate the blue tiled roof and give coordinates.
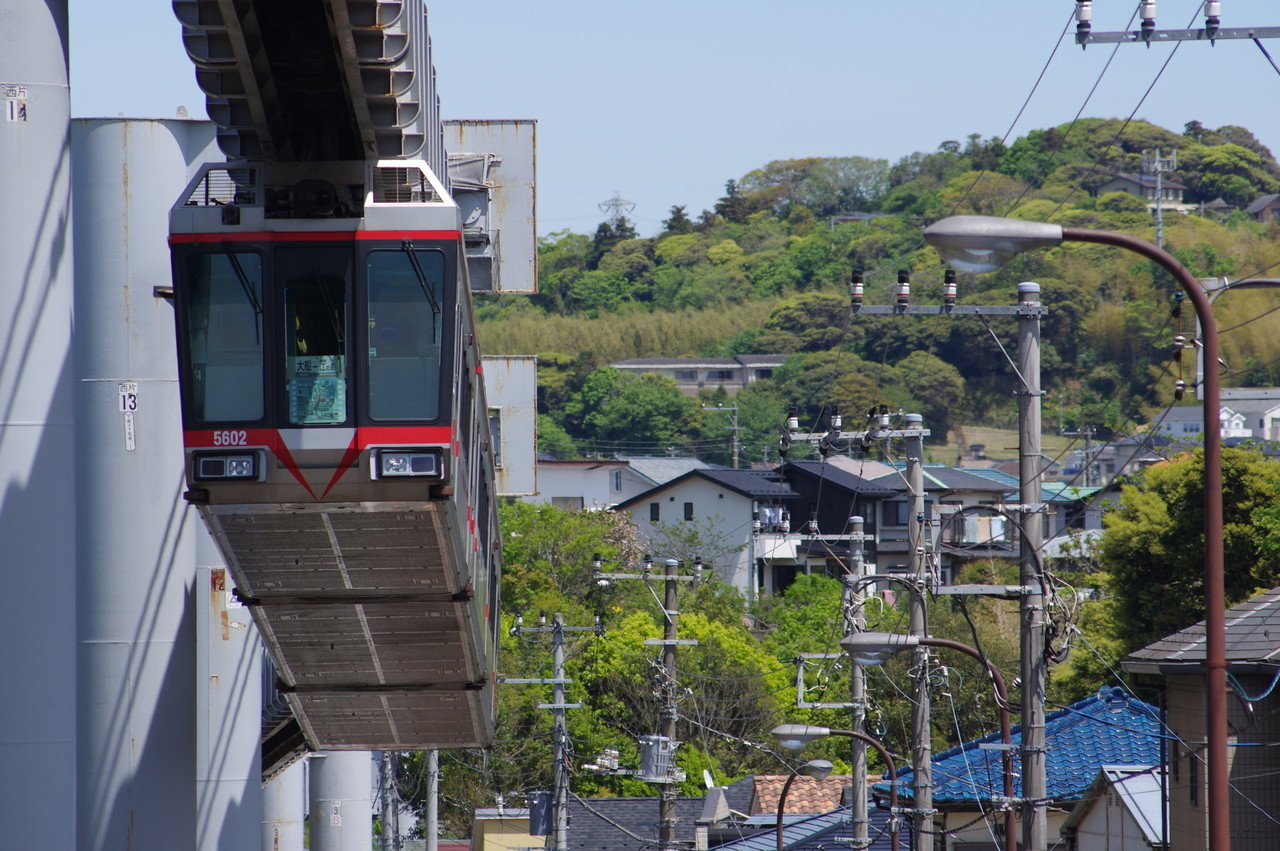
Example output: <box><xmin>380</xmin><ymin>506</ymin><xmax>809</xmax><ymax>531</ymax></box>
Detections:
<box><xmin>876</xmin><ymin>690</ymin><xmax>1162</xmax><ymax>805</ymax></box>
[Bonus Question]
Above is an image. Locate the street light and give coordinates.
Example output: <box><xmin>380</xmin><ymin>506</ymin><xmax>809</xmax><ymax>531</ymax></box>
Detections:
<box><xmin>840</xmin><ymin>633</ymin><xmax>1016</xmax><ymax>851</ymax></box>
<box><xmin>923</xmin><ymin>215</ymin><xmax>1227</xmax><ymax>851</ymax></box>
<box><xmin>771</xmin><ymin>724</ymin><xmax>900</xmax><ymax>851</ymax></box>
<box><xmin>773</xmin><ymin>758</ymin><xmax>834</xmax><ymax>851</ymax></box>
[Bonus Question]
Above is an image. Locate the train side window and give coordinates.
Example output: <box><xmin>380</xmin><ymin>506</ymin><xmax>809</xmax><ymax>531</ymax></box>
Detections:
<box><xmin>281</xmin><ymin>248</ymin><xmax>350</xmax><ymax>425</ymax></box>
<box><xmin>366</xmin><ymin>249</ymin><xmax>444</xmax><ymax>421</ymax></box>
<box><xmin>184</xmin><ymin>251</ymin><xmax>265</xmax><ymax>422</ymax></box>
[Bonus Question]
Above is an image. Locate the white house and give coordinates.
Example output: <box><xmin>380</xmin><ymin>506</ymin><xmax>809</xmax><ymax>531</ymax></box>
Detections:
<box><xmin>1151</xmin><ymin>400</ymin><xmax>1280</xmax><ymax>442</ymax></box>
<box><xmin>521</xmin><ymin>459</ymin><xmax>656</xmax><ymax>510</ymax></box>
<box><xmin>1059</xmin><ymin>766</ymin><xmax>1167</xmax><ymax>850</ymax></box>
<box><xmin>615</xmin><ymin>468</ymin><xmax>799</xmax><ymax>597</ymax></box>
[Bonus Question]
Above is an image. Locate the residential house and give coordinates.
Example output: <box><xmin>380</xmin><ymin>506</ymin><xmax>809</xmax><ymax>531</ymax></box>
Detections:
<box><xmin>1123</xmin><ymin>587</ymin><xmax>1280</xmax><ymax>850</ymax></box>
<box><xmin>610</xmin><ymin>355</ymin><xmax>788</xmax><ymax>397</ymax></box>
<box><xmin>1060</xmin><ymin>432</ymin><xmax>1180</xmax><ymax>483</ymax></box>
<box><xmin>752</xmin><ymin>460</ymin><xmax>898</xmax><ymax>595</ymax></box>
<box><xmin>869</xmin><ymin>464</ymin><xmax>1018</xmax><ymax>583</ymax></box>
<box><xmin>469</xmin><ymin>798</ymin><xmax>709</xmax><ymax>851</ymax></box>
<box><xmin>1150</xmin><ymin>403</ymin><xmax>1263</xmax><ymax>442</ymax></box>
<box><xmin>615</xmin><ymin>468</ymin><xmax>799</xmax><ymax>596</ymax></box>
<box><xmin>1200</xmin><ymin>197</ymin><xmax>1234</xmax><ymax>219</ymax></box>
<box><xmin>617</xmin><ymin>455</ymin><xmax>713</xmax><ymax>486</ymax></box>
<box><xmin>1245</xmin><ymin>193</ymin><xmax>1280</xmax><ymax>225</ymax></box>
<box><xmin>471</xmin><ymin>806</ymin><xmax>536</xmax><ymax>851</ymax></box>
<box><xmin>878</xmin><ymin>690</ymin><xmax>1163</xmax><ymax>850</ymax></box>
<box><xmin>711</xmin><ymin>807</ymin><xmax>904</xmax><ymax>851</ymax></box>
<box><xmin>704</xmin><ymin>773</ymin><xmax>905</xmax><ymax>851</ymax></box>
<box><xmin>522</xmin><ymin>458</ymin><xmax>657</xmax><ymax>510</ymax></box>
<box><xmin>1096</xmin><ymin>173</ymin><xmax>1189</xmax><ymax>212</ymax></box>
<box><xmin>1059</xmin><ymin>765</ymin><xmax>1168</xmax><ymax>850</ymax></box>
<box><xmin>521</xmin><ymin>454</ymin><xmax>711</xmax><ymax>512</ymax></box>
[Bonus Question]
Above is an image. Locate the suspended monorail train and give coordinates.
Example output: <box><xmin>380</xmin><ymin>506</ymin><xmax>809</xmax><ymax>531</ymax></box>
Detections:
<box><xmin>169</xmin><ymin>159</ymin><xmax>500</xmax><ymax>752</ymax></box>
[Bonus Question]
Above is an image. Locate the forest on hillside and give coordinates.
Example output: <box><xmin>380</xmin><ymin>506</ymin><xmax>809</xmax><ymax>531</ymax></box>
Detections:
<box><xmin>476</xmin><ymin>118</ymin><xmax>1280</xmax><ymax>464</ymax></box>
<box><xmin>401</xmin><ymin>119</ymin><xmax>1280</xmax><ymax>836</ymax></box>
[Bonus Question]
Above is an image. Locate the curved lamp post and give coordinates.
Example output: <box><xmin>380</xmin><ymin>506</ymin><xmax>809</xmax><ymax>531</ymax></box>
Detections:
<box><xmin>771</xmin><ymin>724</ymin><xmax>899</xmax><ymax>851</ymax></box>
<box><xmin>770</xmin><ymin>757</ymin><xmax>833</xmax><ymax>851</ymax></box>
<box><xmin>923</xmin><ymin>215</ymin><xmax>1227</xmax><ymax>851</ymax></box>
<box><xmin>841</xmin><ymin>633</ymin><xmax>1016</xmax><ymax>851</ymax></box>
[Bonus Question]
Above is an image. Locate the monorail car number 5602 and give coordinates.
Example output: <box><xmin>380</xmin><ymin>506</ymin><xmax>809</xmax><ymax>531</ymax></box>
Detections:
<box><xmin>212</xmin><ymin>430</ymin><xmax>249</xmax><ymax>447</ymax></box>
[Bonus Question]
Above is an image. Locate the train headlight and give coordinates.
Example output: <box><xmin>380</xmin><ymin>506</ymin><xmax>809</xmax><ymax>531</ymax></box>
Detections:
<box><xmin>193</xmin><ymin>452</ymin><xmax>260</xmax><ymax>481</ymax></box>
<box><xmin>375</xmin><ymin>448</ymin><xmax>443</xmax><ymax>479</ymax></box>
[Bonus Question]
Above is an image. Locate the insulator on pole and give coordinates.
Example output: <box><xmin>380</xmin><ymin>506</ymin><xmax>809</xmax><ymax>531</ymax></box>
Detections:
<box><xmin>850</xmin><ymin>269</ymin><xmax>865</xmax><ymax>306</ymax></box>
<box><xmin>943</xmin><ymin>269</ymin><xmax>958</xmax><ymax>306</ymax></box>
<box><xmin>896</xmin><ymin>270</ymin><xmax>911</xmax><ymax>306</ymax></box>
<box><xmin>1140</xmin><ymin>0</ymin><xmax>1157</xmax><ymax>41</ymax></box>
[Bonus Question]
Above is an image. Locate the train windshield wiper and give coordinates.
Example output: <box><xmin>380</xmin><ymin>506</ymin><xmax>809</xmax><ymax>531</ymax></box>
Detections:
<box><xmin>400</xmin><ymin>240</ymin><xmax>441</xmax><ymax>317</ymax></box>
<box><xmin>224</xmin><ymin>246</ymin><xmax>263</xmax><ymax>344</ymax></box>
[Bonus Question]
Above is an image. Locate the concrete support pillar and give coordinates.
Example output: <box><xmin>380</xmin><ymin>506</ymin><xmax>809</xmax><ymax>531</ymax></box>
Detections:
<box><xmin>0</xmin><ymin>3</ymin><xmax>75</xmax><ymax>847</ymax></box>
<box><xmin>264</xmin><ymin>760</ymin><xmax>307</xmax><ymax>851</ymax></box>
<box><xmin>311</xmin><ymin>751</ymin><xmax>374</xmax><ymax>851</ymax></box>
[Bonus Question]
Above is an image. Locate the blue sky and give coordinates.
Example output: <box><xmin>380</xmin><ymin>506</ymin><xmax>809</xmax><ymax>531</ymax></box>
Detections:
<box><xmin>70</xmin><ymin>1</ymin><xmax>1280</xmax><ymax>236</ymax></box>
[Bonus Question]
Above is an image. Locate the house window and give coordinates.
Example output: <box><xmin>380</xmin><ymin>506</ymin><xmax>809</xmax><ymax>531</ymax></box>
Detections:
<box><xmin>882</xmin><ymin>501</ymin><xmax>909</xmax><ymax>527</ymax></box>
<box><xmin>755</xmin><ymin>368</ymin><xmax>773</xmax><ymax>380</ymax></box>
<box><xmin>613</xmin><ymin>470</ymin><xmax>622</xmax><ymax>492</ymax></box>
<box><xmin>1182</xmin><ymin>422</ymin><xmax>1200</xmax><ymax>434</ymax></box>
<box><xmin>705</xmin><ymin>369</ymin><xmax>734</xmax><ymax>381</ymax></box>
<box><xmin>674</xmin><ymin>370</ymin><xmax>697</xmax><ymax>381</ymax></box>
<box><xmin>684</xmin><ymin>502</ymin><xmax>694</xmax><ymax>521</ymax></box>
<box><xmin>650</xmin><ymin>503</ymin><xmax>660</xmax><ymax>522</ymax></box>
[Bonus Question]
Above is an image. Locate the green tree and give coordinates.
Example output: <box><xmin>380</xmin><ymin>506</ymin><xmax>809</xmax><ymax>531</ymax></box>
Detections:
<box><xmin>567</xmin><ymin>367</ymin><xmax>698</xmax><ymax>451</ymax></box>
<box><xmin>1099</xmin><ymin>447</ymin><xmax>1280</xmax><ymax>652</ymax></box>
<box><xmin>754</xmin><ymin>292</ymin><xmax>854</xmax><ymax>353</ymax></box>
<box><xmin>662</xmin><ymin>204</ymin><xmax>695</xmax><ymax>235</ymax></box>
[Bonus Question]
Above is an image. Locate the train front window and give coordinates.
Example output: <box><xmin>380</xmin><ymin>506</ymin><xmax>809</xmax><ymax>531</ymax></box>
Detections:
<box><xmin>281</xmin><ymin>247</ymin><xmax>351</xmax><ymax>425</ymax></box>
<box><xmin>366</xmin><ymin>248</ymin><xmax>444</xmax><ymax>421</ymax></box>
<box><xmin>184</xmin><ymin>251</ymin><xmax>265</xmax><ymax>423</ymax></box>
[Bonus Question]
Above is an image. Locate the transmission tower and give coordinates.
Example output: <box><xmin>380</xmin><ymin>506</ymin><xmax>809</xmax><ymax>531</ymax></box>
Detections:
<box><xmin>598</xmin><ymin>190</ymin><xmax>636</xmax><ymax>227</ymax></box>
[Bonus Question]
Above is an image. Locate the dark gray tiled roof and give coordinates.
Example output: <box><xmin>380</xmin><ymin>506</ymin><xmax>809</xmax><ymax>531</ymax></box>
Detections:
<box><xmin>780</xmin><ymin>460</ymin><xmax>898</xmax><ymax>497</ymax></box>
<box><xmin>1246</xmin><ymin>194</ymin><xmax>1280</xmax><ymax>214</ymax></box>
<box><xmin>696</xmin><ymin>468</ymin><xmax>799</xmax><ymax>499</ymax></box>
<box><xmin>614</xmin><ymin>468</ymin><xmax>797</xmax><ymax>509</ymax></box>
<box><xmin>564</xmin><ymin>796</ymin><xmax>705</xmax><ymax>851</ymax></box>
<box><xmin>1126</xmin><ymin>586</ymin><xmax>1280</xmax><ymax>672</ymax></box>
<box><xmin>870</xmin><ymin>464</ymin><xmax>1012</xmax><ymax>494</ymax></box>
<box><xmin>712</xmin><ymin>805</ymin><xmax>904</xmax><ymax>851</ymax></box>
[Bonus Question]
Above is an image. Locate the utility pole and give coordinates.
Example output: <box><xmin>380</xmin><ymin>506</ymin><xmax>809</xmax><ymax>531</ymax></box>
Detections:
<box><xmin>508</xmin><ymin>612</ymin><xmax>602</xmax><ymax>851</ymax></box>
<box><xmin>593</xmin><ymin>556</ymin><xmax>702</xmax><ymax>851</ymax></box>
<box><xmin>1143</xmin><ymin>148</ymin><xmax>1177</xmax><ymax>250</ymax></box>
<box><xmin>905</xmin><ymin>415</ymin><xmax>932</xmax><ymax>851</ymax></box>
<box><xmin>379</xmin><ymin>753</ymin><xmax>401</xmax><ymax>850</ymax></box>
<box><xmin>847</xmin><ymin>514</ymin><xmax>869</xmax><ymax>849</ymax></box>
<box><xmin>1017</xmin><ymin>283</ymin><xmax>1048</xmax><ymax>851</ymax></box>
<box><xmin>425</xmin><ymin>751</ymin><xmax>438</xmax><ymax>851</ymax></box>
<box><xmin>1061</xmin><ymin>424</ymin><xmax>1095</xmax><ymax>487</ymax></box>
<box><xmin>703</xmin><ymin>404</ymin><xmax>741</xmax><ymax>468</ymax></box>
<box><xmin>851</xmin><ymin>271</ymin><xmax>1049</xmax><ymax>849</ymax></box>
<box><xmin>658</xmin><ymin>560</ymin><xmax>680</xmax><ymax>850</ymax></box>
